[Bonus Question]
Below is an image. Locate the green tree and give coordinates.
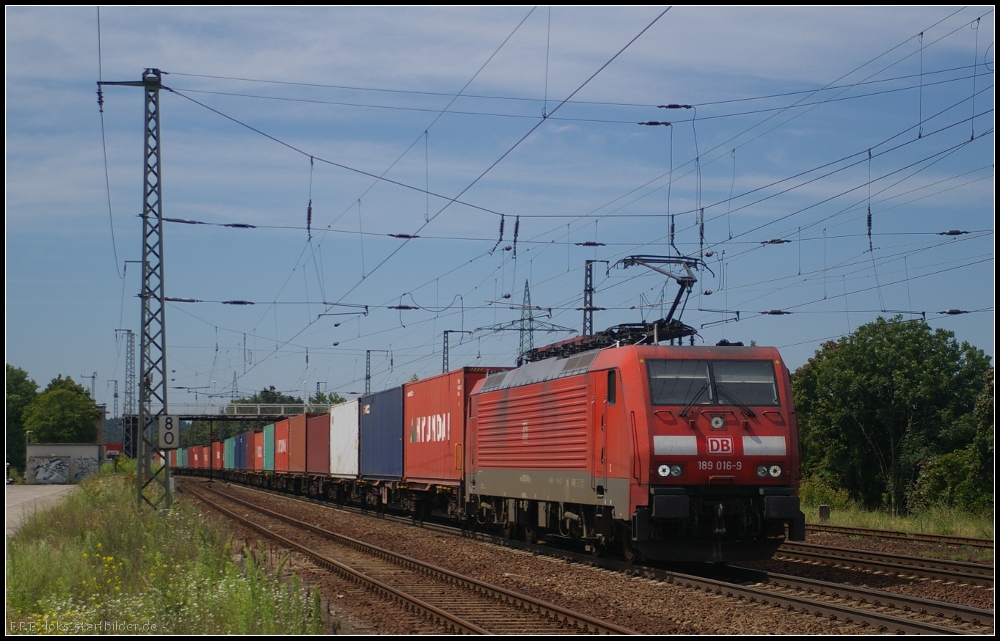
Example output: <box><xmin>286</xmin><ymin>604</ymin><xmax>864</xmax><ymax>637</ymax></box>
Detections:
<box><xmin>22</xmin><ymin>376</ymin><xmax>100</xmax><ymax>444</ymax></box>
<box><xmin>6</xmin><ymin>365</ymin><xmax>39</xmax><ymax>474</ymax></box>
<box><xmin>310</xmin><ymin>390</ymin><xmax>346</xmax><ymax>405</ymax></box>
<box><xmin>242</xmin><ymin>386</ymin><xmax>302</xmax><ymax>405</ymax></box>
<box><xmin>792</xmin><ymin>317</ymin><xmax>991</xmax><ymax>513</ymax></box>
<box><xmin>909</xmin><ymin>368</ymin><xmax>994</xmax><ymax>513</ymax></box>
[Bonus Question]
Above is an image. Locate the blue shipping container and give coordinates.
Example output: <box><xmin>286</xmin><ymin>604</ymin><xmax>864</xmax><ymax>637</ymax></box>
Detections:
<box><xmin>235</xmin><ymin>432</ymin><xmax>247</xmax><ymax>470</ymax></box>
<box><xmin>360</xmin><ymin>386</ymin><xmax>404</xmax><ymax>480</ymax></box>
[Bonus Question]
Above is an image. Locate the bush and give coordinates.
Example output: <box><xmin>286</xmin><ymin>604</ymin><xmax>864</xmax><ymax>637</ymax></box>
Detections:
<box><xmin>798</xmin><ymin>475</ymin><xmax>854</xmax><ymax>510</ymax></box>
<box><xmin>908</xmin><ymin>447</ymin><xmax>993</xmax><ymax>514</ymax></box>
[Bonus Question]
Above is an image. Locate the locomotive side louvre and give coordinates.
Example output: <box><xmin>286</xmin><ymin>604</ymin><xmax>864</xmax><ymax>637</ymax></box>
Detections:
<box><xmin>468</xmin><ymin>368</ymin><xmax>625</xmax><ymax>505</ymax></box>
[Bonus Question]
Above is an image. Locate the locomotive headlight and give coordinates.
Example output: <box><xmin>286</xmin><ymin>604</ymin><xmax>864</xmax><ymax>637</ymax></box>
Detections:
<box><xmin>657</xmin><ymin>464</ymin><xmax>684</xmax><ymax>478</ymax></box>
<box><xmin>769</xmin><ymin>464</ymin><xmax>782</xmax><ymax>478</ymax></box>
<box><xmin>658</xmin><ymin>464</ymin><xmax>670</xmax><ymax>477</ymax></box>
<box><xmin>756</xmin><ymin>465</ymin><xmax>769</xmax><ymax>478</ymax></box>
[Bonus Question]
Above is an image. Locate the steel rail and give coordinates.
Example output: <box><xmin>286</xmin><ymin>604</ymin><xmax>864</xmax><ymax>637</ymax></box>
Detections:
<box><xmin>778</xmin><ymin>542</ymin><xmax>994</xmax><ymax>588</ymax></box>
<box><xmin>806</xmin><ymin>524</ymin><xmax>994</xmax><ymax>550</ymax></box>
<box><xmin>189</xmin><ymin>482</ymin><xmax>638</xmax><ymax>635</ymax></box>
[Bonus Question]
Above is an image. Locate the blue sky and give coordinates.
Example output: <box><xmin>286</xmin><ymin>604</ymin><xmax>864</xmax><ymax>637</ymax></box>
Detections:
<box><xmin>6</xmin><ymin>6</ymin><xmax>994</xmax><ymax>414</ymax></box>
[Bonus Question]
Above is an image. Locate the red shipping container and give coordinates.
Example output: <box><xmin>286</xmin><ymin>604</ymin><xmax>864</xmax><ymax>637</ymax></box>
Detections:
<box><xmin>169</xmin><ymin>449</ymin><xmax>177</xmax><ymax>468</ymax></box>
<box><xmin>191</xmin><ymin>446</ymin><xmax>201</xmax><ymax>468</ymax></box>
<box><xmin>244</xmin><ymin>432</ymin><xmax>255</xmax><ymax>472</ymax></box>
<box><xmin>253</xmin><ymin>430</ymin><xmax>264</xmax><ymax>471</ymax></box>
<box><xmin>202</xmin><ymin>445</ymin><xmax>211</xmax><ymax>470</ymax></box>
<box><xmin>213</xmin><ymin>441</ymin><xmax>224</xmax><ymax>470</ymax></box>
<box><xmin>289</xmin><ymin>415</ymin><xmax>308</xmax><ymax>473</ymax></box>
<box><xmin>306</xmin><ymin>414</ymin><xmax>331</xmax><ymax>474</ymax></box>
<box><xmin>403</xmin><ymin>368</ymin><xmax>496</xmax><ymax>488</ymax></box>
<box><xmin>274</xmin><ymin>419</ymin><xmax>290</xmax><ymax>472</ymax></box>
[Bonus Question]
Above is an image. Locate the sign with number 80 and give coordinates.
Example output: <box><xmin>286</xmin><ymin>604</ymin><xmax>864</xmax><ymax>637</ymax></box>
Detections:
<box><xmin>158</xmin><ymin>415</ymin><xmax>179</xmax><ymax>450</ymax></box>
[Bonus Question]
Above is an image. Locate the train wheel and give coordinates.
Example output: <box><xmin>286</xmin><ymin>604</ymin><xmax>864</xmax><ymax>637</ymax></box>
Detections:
<box><xmin>502</xmin><ymin>523</ymin><xmax>517</xmax><ymax>540</ymax></box>
<box><xmin>523</xmin><ymin>525</ymin><xmax>538</xmax><ymax>545</ymax></box>
<box><xmin>590</xmin><ymin>539</ymin><xmax>607</xmax><ymax>558</ymax></box>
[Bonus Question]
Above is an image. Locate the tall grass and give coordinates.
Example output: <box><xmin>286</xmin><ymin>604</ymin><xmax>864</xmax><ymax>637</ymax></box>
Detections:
<box><xmin>799</xmin><ymin>476</ymin><xmax>994</xmax><ymax>541</ymax></box>
<box><xmin>6</xmin><ymin>460</ymin><xmax>326</xmax><ymax>635</ymax></box>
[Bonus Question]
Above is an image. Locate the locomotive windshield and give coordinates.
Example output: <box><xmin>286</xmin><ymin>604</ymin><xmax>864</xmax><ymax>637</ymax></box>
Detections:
<box><xmin>647</xmin><ymin>359</ymin><xmax>778</xmax><ymax>407</ymax></box>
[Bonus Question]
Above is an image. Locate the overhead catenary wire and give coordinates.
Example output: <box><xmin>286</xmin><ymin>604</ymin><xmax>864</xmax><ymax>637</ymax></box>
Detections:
<box><xmin>114</xmin><ymin>8</ymin><xmax>991</xmax><ymax>400</ymax></box>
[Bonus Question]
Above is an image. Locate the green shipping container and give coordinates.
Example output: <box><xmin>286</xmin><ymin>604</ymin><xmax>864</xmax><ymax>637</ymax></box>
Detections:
<box><xmin>263</xmin><ymin>423</ymin><xmax>275</xmax><ymax>471</ymax></box>
<box><xmin>225</xmin><ymin>436</ymin><xmax>236</xmax><ymax>470</ymax></box>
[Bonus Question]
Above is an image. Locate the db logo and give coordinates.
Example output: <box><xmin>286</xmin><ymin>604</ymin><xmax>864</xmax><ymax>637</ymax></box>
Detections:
<box><xmin>708</xmin><ymin>436</ymin><xmax>734</xmax><ymax>455</ymax></box>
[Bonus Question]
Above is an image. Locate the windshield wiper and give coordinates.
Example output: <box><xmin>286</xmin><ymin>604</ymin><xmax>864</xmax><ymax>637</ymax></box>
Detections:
<box><xmin>679</xmin><ymin>385</ymin><xmax>708</xmax><ymax>417</ymax></box>
<box><xmin>715</xmin><ymin>384</ymin><xmax>756</xmax><ymax>418</ymax></box>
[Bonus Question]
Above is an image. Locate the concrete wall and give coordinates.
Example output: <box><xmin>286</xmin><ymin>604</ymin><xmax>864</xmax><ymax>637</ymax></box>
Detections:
<box><xmin>25</xmin><ymin>444</ymin><xmax>101</xmax><ymax>485</ymax></box>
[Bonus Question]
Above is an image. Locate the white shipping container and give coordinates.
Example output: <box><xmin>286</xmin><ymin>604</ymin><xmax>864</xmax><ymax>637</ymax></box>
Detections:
<box><xmin>329</xmin><ymin>399</ymin><xmax>360</xmax><ymax>478</ymax></box>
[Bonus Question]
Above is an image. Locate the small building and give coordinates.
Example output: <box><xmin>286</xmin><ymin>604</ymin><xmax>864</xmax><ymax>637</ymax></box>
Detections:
<box><xmin>24</xmin><ymin>444</ymin><xmax>102</xmax><ymax>484</ymax></box>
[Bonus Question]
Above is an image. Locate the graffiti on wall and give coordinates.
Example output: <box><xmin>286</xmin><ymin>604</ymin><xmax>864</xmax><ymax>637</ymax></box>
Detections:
<box><xmin>26</xmin><ymin>455</ymin><xmax>101</xmax><ymax>484</ymax></box>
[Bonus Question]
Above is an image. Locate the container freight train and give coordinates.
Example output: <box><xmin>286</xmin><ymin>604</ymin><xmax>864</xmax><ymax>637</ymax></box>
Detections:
<box><xmin>177</xmin><ymin>344</ymin><xmax>806</xmax><ymax>563</ymax></box>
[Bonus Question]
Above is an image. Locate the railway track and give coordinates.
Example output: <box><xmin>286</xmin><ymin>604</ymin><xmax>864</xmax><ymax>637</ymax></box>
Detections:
<box><xmin>181</xmin><ymin>479</ymin><xmax>986</xmax><ymax>634</ymax></box>
<box><xmin>182</xmin><ymin>481</ymin><xmax>639</xmax><ymax>635</ymax></box>
<box><xmin>521</xmin><ymin>537</ymin><xmax>992</xmax><ymax>634</ymax></box>
<box><xmin>776</xmin><ymin>541</ymin><xmax>994</xmax><ymax>588</ymax></box>
<box><xmin>806</xmin><ymin>524</ymin><xmax>994</xmax><ymax>550</ymax></box>
<box><xmin>719</xmin><ymin>566</ymin><xmax>993</xmax><ymax>633</ymax></box>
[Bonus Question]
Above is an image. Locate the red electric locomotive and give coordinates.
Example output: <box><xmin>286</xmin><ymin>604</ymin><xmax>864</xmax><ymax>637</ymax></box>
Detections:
<box><xmin>465</xmin><ymin>342</ymin><xmax>806</xmax><ymax>563</ymax></box>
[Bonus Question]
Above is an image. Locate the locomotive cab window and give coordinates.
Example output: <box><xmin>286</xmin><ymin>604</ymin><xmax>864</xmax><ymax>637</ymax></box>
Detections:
<box><xmin>607</xmin><ymin>369</ymin><xmax>617</xmax><ymax>405</ymax></box>
<box><xmin>713</xmin><ymin>360</ymin><xmax>778</xmax><ymax>406</ymax></box>
<box><xmin>647</xmin><ymin>360</ymin><xmax>712</xmax><ymax>406</ymax></box>
<box><xmin>647</xmin><ymin>359</ymin><xmax>779</xmax><ymax>407</ymax></box>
